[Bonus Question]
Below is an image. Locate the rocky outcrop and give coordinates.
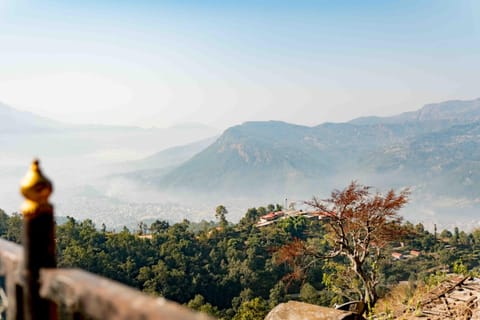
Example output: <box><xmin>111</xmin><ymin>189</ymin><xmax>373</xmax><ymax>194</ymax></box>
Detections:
<box><xmin>265</xmin><ymin>301</ymin><xmax>364</xmax><ymax>320</ymax></box>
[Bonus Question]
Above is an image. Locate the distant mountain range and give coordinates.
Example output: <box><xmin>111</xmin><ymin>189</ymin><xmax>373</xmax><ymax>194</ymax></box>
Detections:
<box><xmin>117</xmin><ymin>97</ymin><xmax>480</xmax><ymax>227</ymax></box>
<box><xmin>351</xmin><ymin>98</ymin><xmax>480</xmax><ymax>125</ymax></box>
<box><xmin>0</xmin><ymin>101</ymin><xmax>218</xmax><ymax>159</ymax></box>
<box><xmin>0</xmin><ymin>101</ymin><xmax>219</xmax><ymax>220</ymax></box>
<box><xmin>3</xmin><ymin>98</ymin><xmax>480</xmax><ymax>228</ymax></box>
<box><xmin>0</xmin><ymin>101</ymin><xmax>65</xmax><ymax>132</ymax></box>
<box><xmin>129</xmin><ymin>98</ymin><xmax>479</xmax><ymax>194</ymax></box>
<box><xmin>113</xmin><ymin>136</ymin><xmax>218</xmax><ymax>173</ymax></box>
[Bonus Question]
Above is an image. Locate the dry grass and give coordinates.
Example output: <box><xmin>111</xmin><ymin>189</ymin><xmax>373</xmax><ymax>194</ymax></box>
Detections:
<box><xmin>371</xmin><ymin>274</ymin><xmax>475</xmax><ymax>319</ymax></box>
<box><xmin>372</xmin><ymin>282</ymin><xmax>426</xmax><ymax>319</ymax></box>
<box><xmin>373</xmin><ymin>282</ymin><xmax>440</xmax><ymax>318</ymax></box>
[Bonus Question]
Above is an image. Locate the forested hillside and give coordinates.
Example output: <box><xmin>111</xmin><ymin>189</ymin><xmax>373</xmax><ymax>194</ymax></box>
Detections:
<box><xmin>1</xmin><ymin>203</ymin><xmax>479</xmax><ymax>319</ymax></box>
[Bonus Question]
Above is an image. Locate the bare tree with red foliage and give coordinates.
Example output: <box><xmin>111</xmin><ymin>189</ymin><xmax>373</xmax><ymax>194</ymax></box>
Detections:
<box><xmin>308</xmin><ymin>181</ymin><xmax>410</xmax><ymax>309</ymax></box>
<box><xmin>276</xmin><ymin>181</ymin><xmax>409</xmax><ymax>311</ymax></box>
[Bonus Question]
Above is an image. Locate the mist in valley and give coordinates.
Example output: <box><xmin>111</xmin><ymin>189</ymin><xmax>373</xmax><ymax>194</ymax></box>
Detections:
<box><xmin>0</xmin><ymin>121</ymin><xmax>220</xmax><ymax>229</ymax></box>
<box><xmin>2</xmin><ymin>96</ymin><xmax>480</xmax><ymax>232</ymax></box>
<box><xmin>2</xmin><ymin>128</ymin><xmax>480</xmax><ymax>232</ymax></box>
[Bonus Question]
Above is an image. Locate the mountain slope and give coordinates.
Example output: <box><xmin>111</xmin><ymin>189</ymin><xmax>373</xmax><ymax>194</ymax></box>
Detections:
<box><xmin>156</xmin><ymin>120</ymin><xmax>432</xmax><ymax>196</ymax></box>
<box><xmin>0</xmin><ymin>101</ymin><xmax>65</xmax><ymax>132</ymax></box>
<box><xmin>111</xmin><ymin>136</ymin><xmax>218</xmax><ymax>175</ymax></box>
<box><xmin>366</xmin><ymin>121</ymin><xmax>480</xmax><ymax>197</ymax></box>
<box><xmin>158</xmin><ymin>121</ymin><xmax>325</xmax><ymax>195</ymax></box>
<box><xmin>132</xmin><ymin>136</ymin><xmax>217</xmax><ymax>170</ymax></box>
<box><xmin>144</xmin><ymin>98</ymin><xmax>480</xmax><ymax>204</ymax></box>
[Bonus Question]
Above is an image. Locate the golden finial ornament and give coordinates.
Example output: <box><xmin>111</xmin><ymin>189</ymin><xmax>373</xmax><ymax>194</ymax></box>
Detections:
<box><xmin>20</xmin><ymin>159</ymin><xmax>53</xmax><ymax>216</ymax></box>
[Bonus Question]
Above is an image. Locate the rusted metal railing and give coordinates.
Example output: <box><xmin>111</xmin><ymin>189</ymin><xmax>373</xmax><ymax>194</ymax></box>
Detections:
<box><xmin>0</xmin><ymin>160</ymin><xmax>213</xmax><ymax>320</ymax></box>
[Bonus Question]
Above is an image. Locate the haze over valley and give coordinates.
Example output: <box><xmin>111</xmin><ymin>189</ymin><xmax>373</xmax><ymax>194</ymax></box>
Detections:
<box><xmin>1</xmin><ymin>98</ymin><xmax>480</xmax><ymax>230</ymax></box>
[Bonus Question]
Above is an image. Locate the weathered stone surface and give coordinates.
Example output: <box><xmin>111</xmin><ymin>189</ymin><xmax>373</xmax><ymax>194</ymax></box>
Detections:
<box><xmin>265</xmin><ymin>301</ymin><xmax>363</xmax><ymax>320</ymax></box>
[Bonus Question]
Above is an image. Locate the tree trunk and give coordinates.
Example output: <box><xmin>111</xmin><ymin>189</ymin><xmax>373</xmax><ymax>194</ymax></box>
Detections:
<box><xmin>349</xmin><ymin>256</ymin><xmax>378</xmax><ymax>312</ymax></box>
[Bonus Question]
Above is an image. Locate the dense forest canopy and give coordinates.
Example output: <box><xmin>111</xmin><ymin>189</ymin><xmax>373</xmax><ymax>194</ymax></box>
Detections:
<box><xmin>1</xmin><ymin>194</ymin><xmax>480</xmax><ymax>319</ymax></box>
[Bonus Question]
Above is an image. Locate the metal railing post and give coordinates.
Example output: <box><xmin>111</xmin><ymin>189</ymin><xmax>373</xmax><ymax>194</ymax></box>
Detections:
<box><xmin>20</xmin><ymin>160</ymin><xmax>57</xmax><ymax>320</ymax></box>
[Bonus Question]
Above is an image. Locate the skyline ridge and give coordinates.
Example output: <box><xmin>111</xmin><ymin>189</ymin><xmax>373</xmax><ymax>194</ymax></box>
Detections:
<box><xmin>2</xmin><ymin>96</ymin><xmax>480</xmax><ymax>130</ymax></box>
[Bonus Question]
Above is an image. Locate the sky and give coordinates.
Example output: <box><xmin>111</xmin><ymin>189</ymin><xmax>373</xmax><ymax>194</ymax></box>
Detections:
<box><xmin>0</xmin><ymin>0</ymin><xmax>479</xmax><ymax>129</ymax></box>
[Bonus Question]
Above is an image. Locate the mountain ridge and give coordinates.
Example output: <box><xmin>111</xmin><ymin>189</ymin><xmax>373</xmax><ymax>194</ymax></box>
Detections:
<box><xmin>0</xmin><ymin>101</ymin><xmax>65</xmax><ymax>132</ymax></box>
<box><xmin>0</xmin><ymin>101</ymin><xmax>219</xmax><ymax>159</ymax></box>
<box><xmin>350</xmin><ymin>98</ymin><xmax>480</xmax><ymax>125</ymax></box>
<box><xmin>3</xmin><ymin>97</ymin><xmax>480</xmax><ymax>227</ymax></box>
<box><xmin>123</xmin><ymin>97</ymin><xmax>480</xmax><ymax>226</ymax></box>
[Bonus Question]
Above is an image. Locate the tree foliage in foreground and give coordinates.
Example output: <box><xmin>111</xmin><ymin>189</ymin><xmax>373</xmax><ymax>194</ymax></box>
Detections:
<box><xmin>280</xmin><ymin>182</ymin><xmax>410</xmax><ymax>311</ymax></box>
<box><xmin>2</xmin><ymin>185</ymin><xmax>480</xmax><ymax>319</ymax></box>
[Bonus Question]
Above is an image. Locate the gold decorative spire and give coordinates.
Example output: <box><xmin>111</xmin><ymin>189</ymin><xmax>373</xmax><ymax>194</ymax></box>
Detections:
<box><xmin>20</xmin><ymin>159</ymin><xmax>53</xmax><ymax>216</ymax></box>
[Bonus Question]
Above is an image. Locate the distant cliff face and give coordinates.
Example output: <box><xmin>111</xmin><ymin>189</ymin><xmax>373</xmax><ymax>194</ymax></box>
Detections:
<box><xmin>153</xmin><ymin>98</ymin><xmax>480</xmax><ymax>199</ymax></box>
<box><xmin>157</xmin><ymin>121</ymin><xmax>411</xmax><ymax>193</ymax></box>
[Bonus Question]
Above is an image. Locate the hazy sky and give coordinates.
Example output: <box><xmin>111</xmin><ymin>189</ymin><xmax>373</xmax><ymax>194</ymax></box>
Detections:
<box><xmin>0</xmin><ymin>0</ymin><xmax>479</xmax><ymax>129</ymax></box>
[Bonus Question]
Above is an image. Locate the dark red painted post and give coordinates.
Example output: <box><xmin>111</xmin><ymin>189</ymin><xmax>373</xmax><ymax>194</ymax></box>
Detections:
<box><xmin>20</xmin><ymin>160</ymin><xmax>57</xmax><ymax>320</ymax></box>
